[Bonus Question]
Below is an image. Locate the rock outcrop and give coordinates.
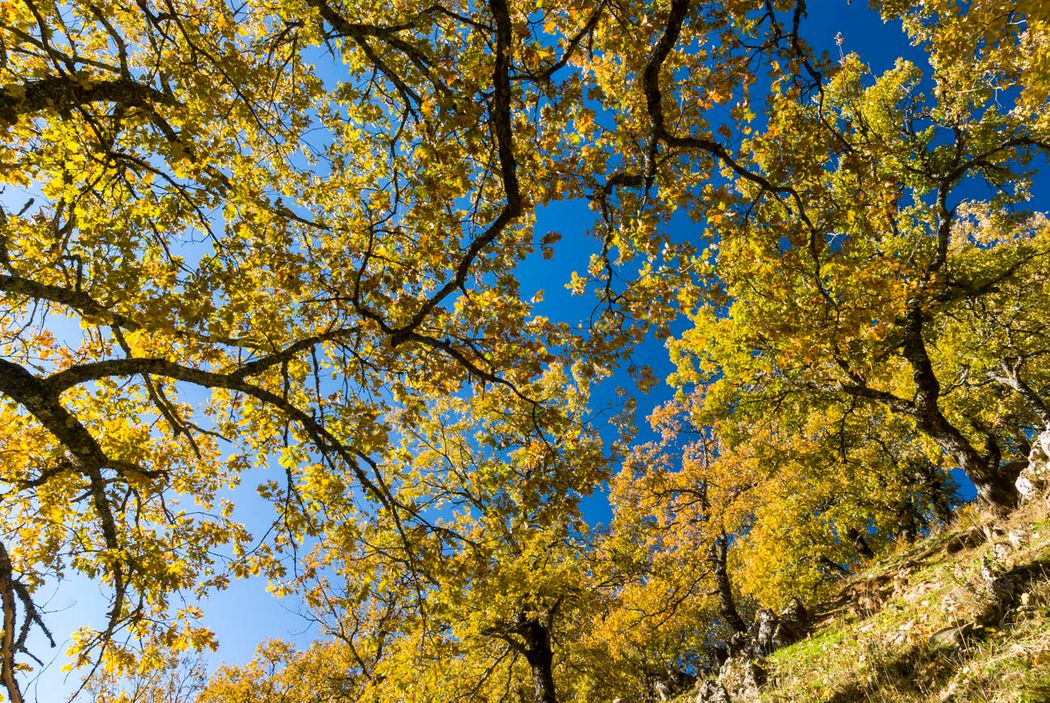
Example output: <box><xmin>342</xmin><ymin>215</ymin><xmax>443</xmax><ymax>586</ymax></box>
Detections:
<box><xmin>1015</xmin><ymin>428</ymin><xmax>1050</xmax><ymax>504</ymax></box>
<box><xmin>694</xmin><ymin>599</ymin><xmax>808</xmax><ymax>703</ymax></box>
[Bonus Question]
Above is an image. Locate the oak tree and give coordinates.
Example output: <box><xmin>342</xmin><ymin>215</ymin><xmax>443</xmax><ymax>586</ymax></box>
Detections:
<box><xmin>667</xmin><ymin>2</ymin><xmax>1050</xmax><ymax>510</ymax></box>
<box><xmin>0</xmin><ymin>0</ymin><xmax>1046</xmax><ymax>701</ymax></box>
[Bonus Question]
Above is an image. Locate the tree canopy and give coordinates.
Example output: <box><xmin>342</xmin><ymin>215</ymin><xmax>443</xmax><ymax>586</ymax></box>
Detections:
<box><xmin>0</xmin><ymin>0</ymin><xmax>1047</xmax><ymax>701</ymax></box>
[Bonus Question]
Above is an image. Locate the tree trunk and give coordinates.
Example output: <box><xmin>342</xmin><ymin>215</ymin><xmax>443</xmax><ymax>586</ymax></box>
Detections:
<box><xmin>900</xmin><ymin>306</ymin><xmax>1018</xmax><ymax>510</ymax></box>
<box><xmin>519</xmin><ymin>617</ymin><xmax>557</xmax><ymax>703</ymax></box>
<box><xmin>846</xmin><ymin>527</ymin><xmax>875</xmax><ymax>559</ymax></box>
<box><xmin>0</xmin><ymin>542</ymin><xmax>24</xmax><ymax>703</ymax></box>
<box><xmin>914</xmin><ymin>458</ymin><xmax>954</xmax><ymax>525</ymax></box>
<box><xmin>969</xmin><ymin>470</ymin><xmax>1022</xmax><ymax>509</ymax></box>
<box><xmin>709</xmin><ymin>533</ymin><xmax>747</xmax><ymax>634</ymax></box>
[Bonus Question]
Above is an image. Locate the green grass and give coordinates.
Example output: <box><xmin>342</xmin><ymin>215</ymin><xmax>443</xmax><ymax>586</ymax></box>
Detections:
<box><xmin>746</xmin><ymin>503</ymin><xmax>1050</xmax><ymax>703</ymax></box>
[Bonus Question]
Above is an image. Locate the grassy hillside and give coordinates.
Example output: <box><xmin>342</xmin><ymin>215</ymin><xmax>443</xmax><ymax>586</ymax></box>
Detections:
<box><xmin>688</xmin><ymin>501</ymin><xmax>1050</xmax><ymax>703</ymax></box>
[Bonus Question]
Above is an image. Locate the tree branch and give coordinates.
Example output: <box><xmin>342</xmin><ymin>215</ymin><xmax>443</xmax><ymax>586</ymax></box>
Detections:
<box><xmin>0</xmin><ymin>75</ymin><xmax>175</xmax><ymax>123</ymax></box>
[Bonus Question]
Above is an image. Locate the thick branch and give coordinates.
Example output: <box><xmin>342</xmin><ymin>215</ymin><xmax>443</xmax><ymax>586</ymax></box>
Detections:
<box><xmin>989</xmin><ymin>361</ymin><xmax>1050</xmax><ymax>427</ymax></box>
<box><xmin>533</xmin><ymin>0</ymin><xmax>608</xmax><ymax>82</ymax></box>
<box><xmin>900</xmin><ymin>306</ymin><xmax>1016</xmax><ymax>507</ymax></box>
<box><xmin>708</xmin><ymin>533</ymin><xmax>746</xmax><ymax>634</ymax></box>
<box><xmin>0</xmin><ymin>359</ymin><xmax>136</xmax><ymax>475</ymax></box>
<box><xmin>642</xmin><ymin>0</ymin><xmax>790</xmax><ymax>196</ymax></box>
<box><xmin>0</xmin><ymin>274</ymin><xmax>141</xmax><ymax>331</ymax></box>
<box><xmin>0</xmin><ymin>76</ymin><xmax>175</xmax><ymax>123</ymax></box>
<box><xmin>0</xmin><ymin>541</ymin><xmax>24</xmax><ymax>703</ymax></box>
<box><xmin>41</xmin><ymin>356</ymin><xmax>394</xmax><ymax>512</ymax></box>
<box><xmin>354</xmin><ymin>0</ymin><xmax>521</xmax><ymax>344</ymax></box>
<box><xmin>307</xmin><ymin>0</ymin><xmax>426</xmax><ymax>105</ymax></box>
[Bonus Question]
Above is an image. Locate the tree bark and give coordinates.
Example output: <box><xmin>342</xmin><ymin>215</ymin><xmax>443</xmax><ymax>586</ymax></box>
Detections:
<box><xmin>0</xmin><ymin>543</ymin><xmax>24</xmax><ymax>703</ymax></box>
<box><xmin>900</xmin><ymin>306</ymin><xmax>1019</xmax><ymax>509</ymax></box>
<box><xmin>518</xmin><ymin>617</ymin><xmax>557</xmax><ymax>703</ymax></box>
<box><xmin>709</xmin><ymin>533</ymin><xmax>747</xmax><ymax>634</ymax></box>
<box><xmin>0</xmin><ymin>75</ymin><xmax>175</xmax><ymax>124</ymax></box>
<box><xmin>846</xmin><ymin>527</ymin><xmax>875</xmax><ymax>559</ymax></box>
<box><xmin>923</xmin><ymin>460</ymin><xmax>954</xmax><ymax>523</ymax></box>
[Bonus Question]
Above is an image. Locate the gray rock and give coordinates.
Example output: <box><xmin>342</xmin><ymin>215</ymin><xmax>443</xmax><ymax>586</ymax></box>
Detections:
<box><xmin>772</xmin><ymin>598</ymin><xmax>807</xmax><ymax>650</ymax></box>
<box><xmin>716</xmin><ymin>657</ymin><xmax>766</xmax><ymax>702</ymax></box>
<box><xmin>1006</xmin><ymin>529</ymin><xmax>1026</xmax><ymax>549</ymax></box>
<box><xmin>1016</xmin><ymin>474</ymin><xmax>1038</xmax><ymax>500</ymax></box>
<box><xmin>752</xmin><ymin>608</ymin><xmax>778</xmax><ymax>655</ymax></box>
<box><xmin>980</xmin><ymin>555</ymin><xmax>1003</xmax><ymax>594</ymax></box>
<box><xmin>1017</xmin><ymin>428</ymin><xmax>1050</xmax><ymax>502</ymax></box>
<box><xmin>779</xmin><ymin>597</ymin><xmax>806</xmax><ymax>622</ymax></box>
<box><xmin>694</xmin><ymin>680</ymin><xmax>731</xmax><ymax>703</ymax></box>
<box><xmin>992</xmin><ymin>540</ymin><xmax>1014</xmax><ymax>561</ymax></box>
<box><xmin>651</xmin><ymin>667</ymin><xmax>695</xmax><ymax>701</ymax></box>
<box><xmin>929</xmin><ymin>622</ymin><xmax>975</xmax><ymax>650</ymax></box>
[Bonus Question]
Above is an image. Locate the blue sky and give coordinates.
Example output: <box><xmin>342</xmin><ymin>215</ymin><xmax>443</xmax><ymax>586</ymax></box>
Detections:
<box><xmin>529</xmin><ymin>1</ymin><xmax>943</xmax><ymax>523</ymax></box>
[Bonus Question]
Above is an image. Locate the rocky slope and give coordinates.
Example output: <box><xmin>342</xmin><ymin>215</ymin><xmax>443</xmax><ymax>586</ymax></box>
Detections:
<box><xmin>679</xmin><ymin>433</ymin><xmax>1050</xmax><ymax>703</ymax></box>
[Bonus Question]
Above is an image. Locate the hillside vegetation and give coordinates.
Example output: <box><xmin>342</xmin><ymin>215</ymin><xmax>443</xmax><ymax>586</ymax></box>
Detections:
<box><xmin>680</xmin><ymin>498</ymin><xmax>1050</xmax><ymax>703</ymax></box>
